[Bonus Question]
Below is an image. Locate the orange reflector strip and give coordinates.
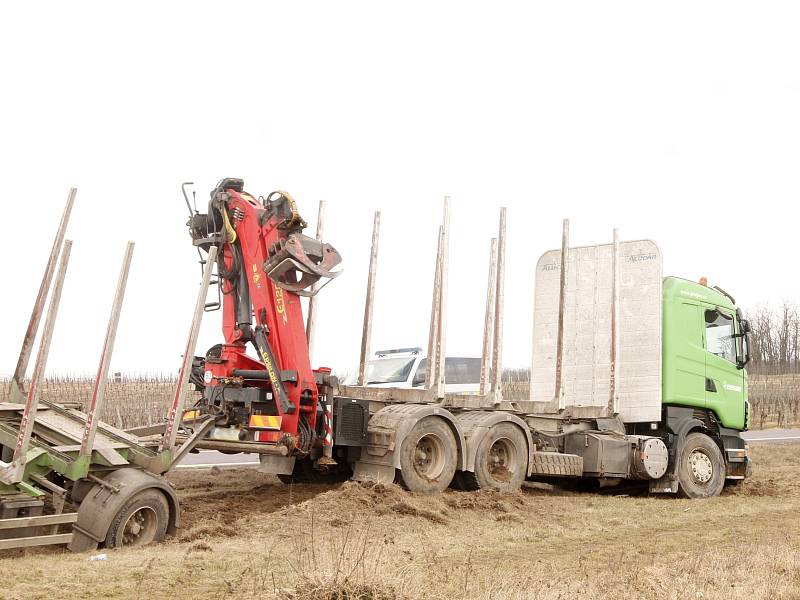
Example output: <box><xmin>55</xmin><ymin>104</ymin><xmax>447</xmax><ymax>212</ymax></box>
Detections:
<box><xmin>249</xmin><ymin>415</ymin><xmax>283</xmax><ymax>430</ymax></box>
<box><xmin>255</xmin><ymin>430</ymin><xmax>283</xmax><ymax>443</ymax></box>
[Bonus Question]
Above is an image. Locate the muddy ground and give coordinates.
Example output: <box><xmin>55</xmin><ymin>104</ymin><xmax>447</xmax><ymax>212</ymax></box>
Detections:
<box><xmin>1</xmin><ymin>443</ymin><xmax>798</xmax><ymax>600</ymax></box>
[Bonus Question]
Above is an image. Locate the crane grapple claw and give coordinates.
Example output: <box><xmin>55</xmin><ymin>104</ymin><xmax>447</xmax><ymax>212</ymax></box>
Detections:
<box><xmin>264</xmin><ymin>233</ymin><xmax>342</xmax><ymax>297</ymax></box>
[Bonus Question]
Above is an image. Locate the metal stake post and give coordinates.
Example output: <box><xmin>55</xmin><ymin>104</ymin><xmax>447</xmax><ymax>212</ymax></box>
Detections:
<box><xmin>480</xmin><ymin>238</ymin><xmax>498</xmax><ymax>396</ymax></box>
<box><xmin>1</xmin><ymin>241</ymin><xmax>72</xmax><ymax>484</ymax></box>
<box><xmin>357</xmin><ymin>212</ymin><xmax>380</xmax><ymax>386</ymax></box>
<box><xmin>160</xmin><ymin>246</ymin><xmax>218</xmax><ymax>453</ymax></box>
<box><xmin>554</xmin><ymin>219</ymin><xmax>569</xmax><ymax>411</ymax></box>
<box><xmin>435</xmin><ymin>197</ymin><xmax>450</xmax><ymax>399</ymax></box>
<box><xmin>9</xmin><ymin>189</ymin><xmax>75</xmax><ymax>405</ymax></box>
<box><xmin>79</xmin><ymin>242</ymin><xmax>135</xmax><ymax>461</ymax></box>
<box><xmin>609</xmin><ymin>228</ymin><xmax>620</xmax><ymax>415</ymax></box>
<box><xmin>425</xmin><ymin>227</ymin><xmax>444</xmax><ymax>391</ymax></box>
<box><xmin>305</xmin><ymin>200</ymin><xmax>326</xmax><ymax>361</ymax></box>
<box><xmin>490</xmin><ymin>208</ymin><xmax>506</xmax><ymax>402</ymax></box>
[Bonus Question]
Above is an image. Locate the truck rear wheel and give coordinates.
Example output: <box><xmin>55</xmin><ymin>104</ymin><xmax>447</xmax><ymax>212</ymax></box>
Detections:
<box><xmin>677</xmin><ymin>432</ymin><xmax>725</xmax><ymax>499</ymax></box>
<box><xmin>461</xmin><ymin>423</ymin><xmax>527</xmax><ymax>492</ymax></box>
<box><xmin>104</xmin><ymin>489</ymin><xmax>169</xmax><ymax>548</ymax></box>
<box><xmin>398</xmin><ymin>417</ymin><xmax>457</xmax><ymax>494</ymax></box>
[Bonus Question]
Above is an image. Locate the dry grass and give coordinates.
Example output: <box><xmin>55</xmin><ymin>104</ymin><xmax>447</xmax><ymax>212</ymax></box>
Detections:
<box><xmin>1</xmin><ymin>443</ymin><xmax>799</xmax><ymax>600</ymax></box>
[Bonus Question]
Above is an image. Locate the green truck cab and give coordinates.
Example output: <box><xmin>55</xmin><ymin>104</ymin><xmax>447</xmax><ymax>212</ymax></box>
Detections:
<box><xmin>653</xmin><ymin>277</ymin><xmax>752</xmax><ymax>495</ymax></box>
<box><xmin>663</xmin><ymin>277</ymin><xmax>750</xmax><ymax>429</ymax></box>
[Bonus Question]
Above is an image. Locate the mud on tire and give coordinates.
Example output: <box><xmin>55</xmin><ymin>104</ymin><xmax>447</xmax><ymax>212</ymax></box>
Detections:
<box><xmin>677</xmin><ymin>432</ymin><xmax>725</xmax><ymax>499</ymax></box>
<box><xmin>104</xmin><ymin>489</ymin><xmax>170</xmax><ymax>548</ymax></box>
<box><xmin>398</xmin><ymin>416</ymin><xmax>457</xmax><ymax>494</ymax></box>
<box><xmin>460</xmin><ymin>423</ymin><xmax>527</xmax><ymax>492</ymax></box>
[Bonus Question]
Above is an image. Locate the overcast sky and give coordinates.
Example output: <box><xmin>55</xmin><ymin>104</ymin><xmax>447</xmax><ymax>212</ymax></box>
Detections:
<box><xmin>1</xmin><ymin>2</ymin><xmax>799</xmax><ymax>378</ymax></box>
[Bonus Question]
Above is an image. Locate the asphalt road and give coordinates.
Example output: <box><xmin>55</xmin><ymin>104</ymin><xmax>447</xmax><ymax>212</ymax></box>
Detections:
<box><xmin>741</xmin><ymin>428</ymin><xmax>800</xmax><ymax>443</ymax></box>
<box><xmin>174</xmin><ymin>428</ymin><xmax>800</xmax><ymax>470</ymax></box>
<box><xmin>176</xmin><ymin>450</ymin><xmax>259</xmax><ymax>470</ymax></box>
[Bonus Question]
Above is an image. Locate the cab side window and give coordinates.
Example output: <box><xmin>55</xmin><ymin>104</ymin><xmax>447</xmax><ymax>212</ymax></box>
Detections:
<box><xmin>705</xmin><ymin>309</ymin><xmax>735</xmax><ymax>363</ymax></box>
<box><xmin>412</xmin><ymin>359</ymin><xmax>427</xmax><ymax>387</ymax></box>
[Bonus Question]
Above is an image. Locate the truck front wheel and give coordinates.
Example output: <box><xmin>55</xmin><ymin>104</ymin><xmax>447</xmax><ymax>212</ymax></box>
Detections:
<box><xmin>677</xmin><ymin>432</ymin><xmax>725</xmax><ymax>499</ymax></box>
<box><xmin>398</xmin><ymin>417</ymin><xmax>457</xmax><ymax>494</ymax></box>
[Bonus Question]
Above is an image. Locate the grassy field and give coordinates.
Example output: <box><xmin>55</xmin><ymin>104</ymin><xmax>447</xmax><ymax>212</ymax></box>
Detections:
<box><xmin>1</xmin><ymin>443</ymin><xmax>798</xmax><ymax>600</ymax></box>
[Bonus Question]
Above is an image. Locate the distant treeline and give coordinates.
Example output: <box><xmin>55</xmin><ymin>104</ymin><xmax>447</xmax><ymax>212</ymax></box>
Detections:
<box><xmin>746</xmin><ymin>303</ymin><xmax>800</xmax><ymax>375</ymax></box>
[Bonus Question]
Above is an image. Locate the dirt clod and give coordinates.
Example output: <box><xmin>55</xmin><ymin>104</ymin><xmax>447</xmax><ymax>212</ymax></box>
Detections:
<box><xmin>187</xmin><ymin>541</ymin><xmax>212</xmax><ymax>553</ymax></box>
<box><xmin>390</xmin><ymin>500</ymin><xmax>448</xmax><ymax>524</ymax></box>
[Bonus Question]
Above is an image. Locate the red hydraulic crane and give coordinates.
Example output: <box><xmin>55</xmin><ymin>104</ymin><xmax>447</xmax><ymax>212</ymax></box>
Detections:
<box><xmin>186</xmin><ymin>178</ymin><xmax>341</xmax><ymax>470</ymax></box>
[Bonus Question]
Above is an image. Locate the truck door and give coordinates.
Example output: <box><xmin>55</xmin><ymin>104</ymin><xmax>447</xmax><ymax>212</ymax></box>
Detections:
<box><xmin>704</xmin><ymin>308</ymin><xmax>746</xmax><ymax>429</ymax></box>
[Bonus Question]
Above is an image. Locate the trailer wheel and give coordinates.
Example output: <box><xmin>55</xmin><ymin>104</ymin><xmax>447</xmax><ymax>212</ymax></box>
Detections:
<box><xmin>462</xmin><ymin>423</ymin><xmax>527</xmax><ymax>492</ymax></box>
<box><xmin>104</xmin><ymin>489</ymin><xmax>170</xmax><ymax>548</ymax></box>
<box><xmin>398</xmin><ymin>417</ymin><xmax>457</xmax><ymax>494</ymax></box>
<box><xmin>677</xmin><ymin>432</ymin><xmax>725</xmax><ymax>499</ymax></box>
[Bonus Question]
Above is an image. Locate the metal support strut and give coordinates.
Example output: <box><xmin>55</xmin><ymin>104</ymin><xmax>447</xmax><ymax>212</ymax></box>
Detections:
<box><xmin>490</xmin><ymin>207</ymin><xmax>506</xmax><ymax>403</ymax></box>
<box><xmin>357</xmin><ymin>211</ymin><xmax>380</xmax><ymax>386</ymax></box>
<box><xmin>554</xmin><ymin>219</ymin><xmax>569</xmax><ymax>411</ymax></box>
<box><xmin>160</xmin><ymin>245</ymin><xmax>219</xmax><ymax>453</ymax></box>
<box><xmin>480</xmin><ymin>238</ymin><xmax>498</xmax><ymax>396</ymax></box>
<box><xmin>435</xmin><ymin>197</ymin><xmax>451</xmax><ymax>399</ymax></box>
<box><xmin>609</xmin><ymin>228</ymin><xmax>620</xmax><ymax>415</ymax></box>
<box><xmin>1</xmin><ymin>240</ymin><xmax>73</xmax><ymax>484</ymax></box>
<box><xmin>79</xmin><ymin>242</ymin><xmax>135</xmax><ymax>460</ymax></box>
<box><xmin>305</xmin><ymin>200</ymin><xmax>326</xmax><ymax>361</ymax></box>
<box><xmin>9</xmin><ymin>189</ymin><xmax>76</xmax><ymax>405</ymax></box>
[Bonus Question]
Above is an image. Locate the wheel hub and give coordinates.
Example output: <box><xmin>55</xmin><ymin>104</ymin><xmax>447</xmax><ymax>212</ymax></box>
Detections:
<box><xmin>688</xmin><ymin>449</ymin><xmax>713</xmax><ymax>484</ymax></box>
<box><xmin>414</xmin><ymin>434</ymin><xmax>445</xmax><ymax>481</ymax></box>
<box><xmin>487</xmin><ymin>438</ymin><xmax>515</xmax><ymax>482</ymax></box>
<box><xmin>122</xmin><ymin>507</ymin><xmax>157</xmax><ymax>546</ymax></box>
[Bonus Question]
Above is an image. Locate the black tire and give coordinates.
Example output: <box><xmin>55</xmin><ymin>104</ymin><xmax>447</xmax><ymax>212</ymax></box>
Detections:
<box><xmin>104</xmin><ymin>489</ymin><xmax>170</xmax><ymax>548</ymax></box>
<box><xmin>398</xmin><ymin>417</ymin><xmax>457</xmax><ymax>494</ymax></box>
<box><xmin>676</xmin><ymin>432</ymin><xmax>725</xmax><ymax>499</ymax></box>
<box><xmin>461</xmin><ymin>423</ymin><xmax>527</xmax><ymax>492</ymax></box>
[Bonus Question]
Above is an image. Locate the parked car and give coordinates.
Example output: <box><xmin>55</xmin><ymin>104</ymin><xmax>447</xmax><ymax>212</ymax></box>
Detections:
<box><xmin>348</xmin><ymin>347</ymin><xmax>485</xmax><ymax>393</ymax></box>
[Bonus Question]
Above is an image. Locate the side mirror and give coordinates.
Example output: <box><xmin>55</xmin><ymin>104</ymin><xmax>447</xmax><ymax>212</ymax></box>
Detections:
<box><xmin>734</xmin><ymin>329</ymin><xmax>751</xmax><ymax>369</ymax></box>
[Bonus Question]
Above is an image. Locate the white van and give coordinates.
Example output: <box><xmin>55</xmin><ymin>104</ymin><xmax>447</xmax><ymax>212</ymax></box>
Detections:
<box><xmin>351</xmin><ymin>347</ymin><xmax>484</xmax><ymax>393</ymax></box>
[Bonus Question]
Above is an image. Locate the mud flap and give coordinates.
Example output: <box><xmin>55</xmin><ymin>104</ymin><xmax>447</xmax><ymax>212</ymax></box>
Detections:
<box><xmin>259</xmin><ymin>455</ymin><xmax>295</xmax><ymax>475</ymax></box>
<box><xmin>351</xmin><ymin>404</ymin><xmax>466</xmax><ymax>483</ymax></box>
<box><xmin>649</xmin><ymin>474</ymin><xmax>679</xmax><ymax>494</ymax></box>
<box><xmin>352</xmin><ymin>461</ymin><xmax>395</xmax><ymax>484</ymax></box>
<box><xmin>68</xmin><ymin>468</ymin><xmax>179</xmax><ymax>553</ymax></box>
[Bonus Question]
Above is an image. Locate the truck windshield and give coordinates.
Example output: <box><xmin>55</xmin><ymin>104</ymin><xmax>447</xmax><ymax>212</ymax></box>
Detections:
<box><xmin>365</xmin><ymin>357</ymin><xmax>416</xmax><ymax>384</ymax></box>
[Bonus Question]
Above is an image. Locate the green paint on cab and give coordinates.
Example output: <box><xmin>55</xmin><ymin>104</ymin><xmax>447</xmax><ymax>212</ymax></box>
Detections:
<box><xmin>662</xmin><ymin>277</ymin><xmax>748</xmax><ymax>430</ymax></box>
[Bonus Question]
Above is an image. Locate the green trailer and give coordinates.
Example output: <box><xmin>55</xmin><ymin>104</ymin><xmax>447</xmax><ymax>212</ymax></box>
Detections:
<box><xmin>0</xmin><ymin>190</ymin><xmax>216</xmax><ymax>551</ymax></box>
